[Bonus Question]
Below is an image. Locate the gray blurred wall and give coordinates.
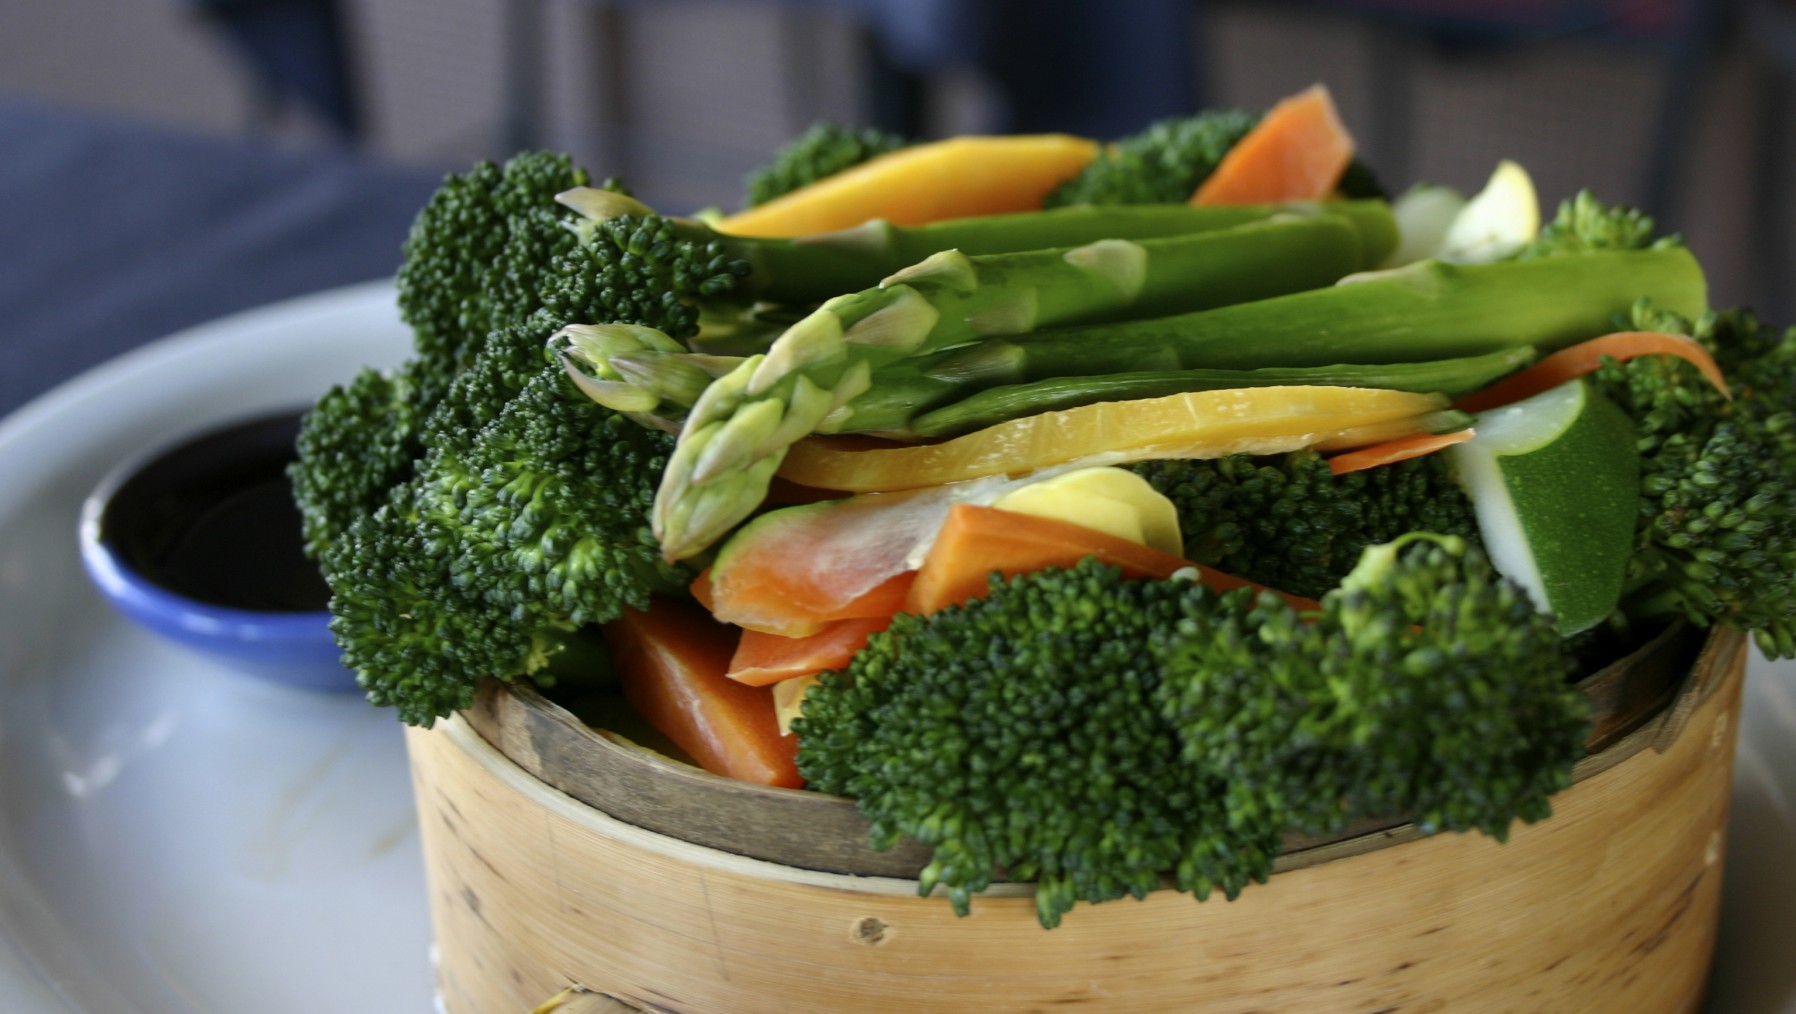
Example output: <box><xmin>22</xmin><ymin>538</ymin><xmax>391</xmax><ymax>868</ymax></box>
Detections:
<box><xmin>0</xmin><ymin>0</ymin><xmax>1783</xmax><ymax>311</ymax></box>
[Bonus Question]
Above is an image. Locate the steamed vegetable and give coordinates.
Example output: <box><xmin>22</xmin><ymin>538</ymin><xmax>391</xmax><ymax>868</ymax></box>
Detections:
<box><xmin>797</xmin><ymin>537</ymin><xmax>1585</xmax><ymax>927</ymax></box>
<box><xmin>772</xmin><ymin>386</ymin><xmax>1451</xmax><ymax>495</ymax></box>
<box><xmin>563</xmin><ymin>205</ymin><xmax>1399</xmax><ymax>433</ymax></box>
<box><xmin>1595</xmin><ymin>302</ymin><xmax>1796</xmax><ymax>657</ymax></box>
<box><xmin>324</xmin><ymin>365</ymin><xmax>689</xmax><ymax>726</ymax></box>
<box><xmin>1449</xmin><ymin>379</ymin><xmax>1640</xmax><ymax>635</ymax></box>
<box><xmin>742</xmin><ymin>122</ymin><xmax>911</xmax><ymax>208</ymax></box>
<box><xmin>726</xmin><ymin>616</ymin><xmax>893</xmax><ymax>688</ymax></box>
<box><xmin>715</xmin><ymin>134</ymin><xmax>1101</xmax><ymax>236</ymax></box>
<box><xmin>1455</xmin><ymin>330</ymin><xmax>1729</xmax><ymax>412</ymax></box>
<box><xmin>604</xmin><ymin>597</ymin><xmax>800</xmax><ymax>787</ymax></box>
<box><xmin>1045</xmin><ymin>91</ymin><xmax>1383</xmax><ymax>210</ymax></box>
<box><xmin>1131</xmin><ymin>448</ymin><xmax>1481</xmax><ymax>600</ymax></box>
<box><xmin>650</xmin><ymin>210</ymin><xmax>1703</xmax><ymax>556</ymax></box>
<box><xmin>1191</xmin><ymin>84</ymin><xmax>1355</xmax><ymax>205</ymax></box>
<box><xmin>301</xmin><ymin>103</ymin><xmax>1796</xmax><ymax>945</ymax></box>
<box><xmin>1327</xmin><ymin>429</ymin><xmax>1474</xmax><ymax>475</ymax></box>
<box><xmin>905</xmin><ymin>504</ymin><xmax>1194</xmax><ymax>615</ymax></box>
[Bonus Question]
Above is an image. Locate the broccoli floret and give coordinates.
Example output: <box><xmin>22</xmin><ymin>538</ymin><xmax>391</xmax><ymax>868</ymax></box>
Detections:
<box><xmin>743</xmin><ymin>122</ymin><xmax>910</xmax><ymax>207</ymax></box>
<box><xmin>798</xmin><ymin>559</ymin><xmax>1229</xmax><ymax>927</ymax></box>
<box><xmin>1046</xmin><ymin>109</ymin><xmax>1385</xmax><ymax>208</ymax></box>
<box><xmin>396</xmin><ymin>152</ymin><xmax>592</xmax><ymax>400</ymax></box>
<box><xmin>1158</xmin><ymin>535</ymin><xmax>1586</xmax><ymax>855</ymax></box>
<box><xmin>326</xmin><ymin>361</ymin><xmax>689</xmax><ymax>725</ymax></box>
<box><xmin>302</xmin><ymin>150</ymin><xmax>720</xmax><ymax>722</ymax></box>
<box><xmin>1047</xmin><ymin>110</ymin><xmax>1258</xmax><ymax>207</ymax></box>
<box><xmin>1519</xmin><ymin>190</ymin><xmax>1671</xmax><ymax>259</ymax></box>
<box><xmin>798</xmin><ymin>538</ymin><xmax>1583</xmax><ymax>927</ymax></box>
<box><xmin>295</xmin><ymin>154</ymin><xmax>596</xmax><ymax>564</ymax></box>
<box><xmin>289</xmin><ymin>361</ymin><xmax>428</xmax><ymax>559</ymax></box>
<box><xmin>1595</xmin><ymin>302</ymin><xmax>1796</xmax><ymax>657</ymax></box>
<box><xmin>1131</xmin><ymin>449</ymin><xmax>1480</xmax><ymax>599</ymax></box>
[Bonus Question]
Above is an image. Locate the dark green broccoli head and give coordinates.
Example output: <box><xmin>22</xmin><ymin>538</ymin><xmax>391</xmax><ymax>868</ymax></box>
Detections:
<box><xmin>799</xmin><ymin>539</ymin><xmax>1584</xmax><ymax>927</ymax></box>
<box><xmin>797</xmin><ymin>559</ymin><xmax>1232</xmax><ymax>927</ymax></box>
<box><xmin>395</xmin><ymin>151</ymin><xmax>591</xmax><ymax>396</ymax></box>
<box><xmin>326</xmin><ymin>360</ymin><xmax>691</xmax><ymax>726</ymax></box>
<box><xmin>1596</xmin><ymin>303</ymin><xmax>1796</xmax><ymax>657</ymax></box>
<box><xmin>1519</xmin><ymin>190</ymin><xmax>1671</xmax><ymax>259</ymax></box>
<box><xmin>1157</xmin><ymin>534</ymin><xmax>1586</xmax><ymax>851</ymax></box>
<box><xmin>744</xmin><ymin>122</ymin><xmax>910</xmax><ymax>207</ymax></box>
<box><xmin>1046</xmin><ymin>109</ymin><xmax>1384</xmax><ymax>209</ymax></box>
<box><xmin>1132</xmin><ymin>449</ymin><xmax>1480</xmax><ymax>600</ymax></box>
<box><xmin>539</xmin><ymin>213</ymin><xmax>753</xmax><ymax>343</ymax></box>
<box><xmin>1046</xmin><ymin>110</ymin><xmax>1259</xmax><ymax>208</ymax></box>
<box><xmin>427</xmin><ymin>363</ymin><xmax>689</xmax><ymax>624</ymax></box>
<box><xmin>324</xmin><ymin>480</ymin><xmax>560</xmax><ymax>725</ymax></box>
<box><xmin>289</xmin><ymin>362</ymin><xmax>428</xmax><ymax>562</ymax></box>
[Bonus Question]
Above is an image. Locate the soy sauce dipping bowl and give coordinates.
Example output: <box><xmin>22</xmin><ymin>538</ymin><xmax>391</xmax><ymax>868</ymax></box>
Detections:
<box><xmin>77</xmin><ymin>409</ymin><xmax>356</xmax><ymax>691</ymax></box>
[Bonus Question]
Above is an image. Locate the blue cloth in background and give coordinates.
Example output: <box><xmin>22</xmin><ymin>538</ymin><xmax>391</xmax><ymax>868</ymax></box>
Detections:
<box><xmin>0</xmin><ymin>96</ymin><xmax>441</xmax><ymax>419</ymax></box>
<box><xmin>858</xmin><ymin>0</ymin><xmax>1197</xmax><ymax>137</ymax></box>
<box><xmin>189</xmin><ymin>0</ymin><xmax>359</xmax><ymax>137</ymax></box>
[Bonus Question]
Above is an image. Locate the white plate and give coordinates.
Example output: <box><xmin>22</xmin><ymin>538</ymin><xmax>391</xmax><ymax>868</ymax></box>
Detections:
<box><xmin>0</xmin><ymin>282</ymin><xmax>431</xmax><ymax>1013</ymax></box>
<box><xmin>0</xmin><ymin>284</ymin><xmax>1791</xmax><ymax>1013</ymax></box>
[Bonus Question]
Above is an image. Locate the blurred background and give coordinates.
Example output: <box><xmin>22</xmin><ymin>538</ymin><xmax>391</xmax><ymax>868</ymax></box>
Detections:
<box><xmin>1</xmin><ymin>0</ymin><xmax>1790</xmax><ymax>316</ymax></box>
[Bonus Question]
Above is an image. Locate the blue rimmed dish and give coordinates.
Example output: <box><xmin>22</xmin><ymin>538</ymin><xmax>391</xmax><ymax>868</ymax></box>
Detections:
<box><xmin>77</xmin><ymin>409</ymin><xmax>355</xmax><ymax>691</ymax></box>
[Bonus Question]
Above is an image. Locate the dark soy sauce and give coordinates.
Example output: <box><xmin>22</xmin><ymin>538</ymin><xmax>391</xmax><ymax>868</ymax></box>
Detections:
<box><xmin>98</xmin><ymin>410</ymin><xmax>329</xmax><ymax>612</ymax></box>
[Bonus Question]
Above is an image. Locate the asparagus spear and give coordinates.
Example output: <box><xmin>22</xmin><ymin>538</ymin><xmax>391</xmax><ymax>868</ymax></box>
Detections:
<box><xmin>650</xmin><ymin>245</ymin><xmax>1704</xmax><ymax>560</ymax></box>
<box><xmin>558</xmin><ymin>210</ymin><xmax>1384</xmax><ymax>430</ymax></box>
<box><xmin>837</xmin><ymin>246</ymin><xmax>1706</xmax><ymax>432</ymax></box>
<box><xmin>903</xmin><ymin>347</ymin><xmax>1536</xmax><ymax>439</ymax></box>
<box><xmin>556</xmin><ymin>188</ymin><xmax>1396</xmax><ymax>311</ymax></box>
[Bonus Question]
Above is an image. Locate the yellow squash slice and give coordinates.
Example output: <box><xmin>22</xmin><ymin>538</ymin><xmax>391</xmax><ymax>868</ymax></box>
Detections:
<box><xmin>778</xmin><ymin>386</ymin><xmax>1450</xmax><ymax>492</ymax></box>
<box><xmin>715</xmin><ymin>134</ymin><xmax>1099</xmax><ymax>237</ymax></box>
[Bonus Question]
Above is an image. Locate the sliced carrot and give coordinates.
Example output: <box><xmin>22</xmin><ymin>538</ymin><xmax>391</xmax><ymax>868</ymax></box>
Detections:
<box><xmin>715</xmin><ymin>135</ymin><xmax>1099</xmax><ymax>237</ymax></box>
<box><xmin>1192</xmin><ymin>85</ymin><xmax>1355</xmax><ymax>206</ymax></box>
<box><xmin>706</xmin><ymin>486</ymin><xmax>951</xmax><ymax>636</ymax></box>
<box><xmin>905</xmin><ymin>504</ymin><xmax>1318</xmax><ymax>615</ymax></box>
<box><xmin>602</xmin><ymin>597</ymin><xmax>801</xmax><ymax>788</ymax></box>
<box><xmin>830</xmin><ymin>570</ymin><xmax>916</xmax><ymax>617</ymax></box>
<box><xmin>1454</xmin><ymin>331</ymin><xmax>1730</xmax><ymax>413</ymax></box>
<box><xmin>1327</xmin><ymin>429</ymin><xmax>1475</xmax><ymax>475</ymax></box>
<box><xmin>727</xmin><ymin>615</ymin><xmax>895</xmax><ymax>687</ymax></box>
<box><xmin>689</xmin><ymin>568</ymin><xmax>716</xmax><ymax>612</ymax></box>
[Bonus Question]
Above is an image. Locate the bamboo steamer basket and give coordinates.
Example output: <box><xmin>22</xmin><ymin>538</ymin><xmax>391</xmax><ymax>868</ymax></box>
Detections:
<box><xmin>408</xmin><ymin>622</ymin><xmax>1746</xmax><ymax>1014</ymax></box>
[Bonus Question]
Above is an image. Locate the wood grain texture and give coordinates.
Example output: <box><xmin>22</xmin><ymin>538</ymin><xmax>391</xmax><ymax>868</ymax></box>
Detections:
<box><xmin>413</xmin><ymin>628</ymin><xmax>1744</xmax><ymax>1014</ymax></box>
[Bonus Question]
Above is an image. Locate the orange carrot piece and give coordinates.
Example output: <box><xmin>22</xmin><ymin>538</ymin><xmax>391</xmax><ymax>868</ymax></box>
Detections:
<box><xmin>689</xmin><ymin>568</ymin><xmax>716</xmax><ymax>612</ymax></box>
<box><xmin>834</xmin><ymin>570</ymin><xmax>918</xmax><ymax>617</ymax></box>
<box><xmin>603</xmin><ymin>597</ymin><xmax>802</xmax><ymax>788</ymax></box>
<box><xmin>727</xmin><ymin>615</ymin><xmax>894</xmax><ymax>687</ymax></box>
<box><xmin>1327</xmin><ymin>429</ymin><xmax>1475</xmax><ymax>476</ymax></box>
<box><xmin>905</xmin><ymin>504</ymin><xmax>1318</xmax><ymax>615</ymax></box>
<box><xmin>1454</xmin><ymin>331</ymin><xmax>1731</xmax><ymax>413</ymax></box>
<box><xmin>1192</xmin><ymin>84</ymin><xmax>1355</xmax><ymax>206</ymax></box>
<box><xmin>695</xmin><ymin>558</ymin><xmax>910</xmax><ymax>624</ymax></box>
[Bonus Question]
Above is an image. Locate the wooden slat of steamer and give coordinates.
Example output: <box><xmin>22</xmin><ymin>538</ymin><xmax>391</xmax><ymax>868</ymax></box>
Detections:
<box><xmin>410</xmin><ymin>629</ymin><xmax>1744</xmax><ymax>1013</ymax></box>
